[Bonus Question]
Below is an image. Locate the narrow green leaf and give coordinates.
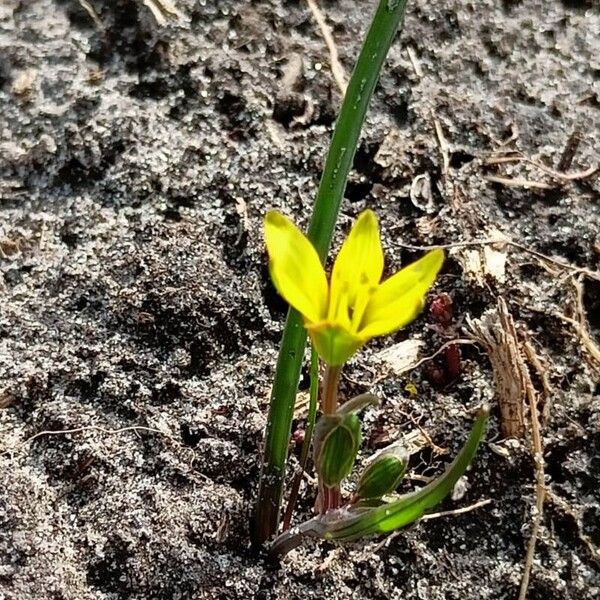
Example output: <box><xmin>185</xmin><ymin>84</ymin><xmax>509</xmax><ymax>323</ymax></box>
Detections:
<box><xmin>281</xmin><ymin>346</ymin><xmax>320</xmax><ymax>531</ymax></box>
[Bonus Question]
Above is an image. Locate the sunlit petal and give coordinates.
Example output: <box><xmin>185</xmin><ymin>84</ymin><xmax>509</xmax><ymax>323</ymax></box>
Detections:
<box><xmin>359</xmin><ymin>249</ymin><xmax>444</xmax><ymax>338</ymax></box>
<box><xmin>329</xmin><ymin>210</ymin><xmax>384</xmax><ymax>323</ymax></box>
<box><xmin>264</xmin><ymin>211</ymin><xmax>328</xmax><ymax>323</ymax></box>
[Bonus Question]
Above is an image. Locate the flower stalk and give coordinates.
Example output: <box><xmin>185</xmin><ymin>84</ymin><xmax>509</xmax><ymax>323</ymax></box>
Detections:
<box><xmin>322</xmin><ymin>365</ymin><xmax>341</xmax><ymax>415</ymax></box>
<box><xmin>318</xmin><ymin>365</ymin><xmax>342</xmax><ymax>511</ymax></box>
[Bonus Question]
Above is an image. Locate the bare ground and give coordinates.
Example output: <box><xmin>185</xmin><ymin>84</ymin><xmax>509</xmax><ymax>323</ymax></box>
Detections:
<box><xmin>1</xmin><ymin>1</ymin><xmax>599</xmax><ymax>598</ymax></box>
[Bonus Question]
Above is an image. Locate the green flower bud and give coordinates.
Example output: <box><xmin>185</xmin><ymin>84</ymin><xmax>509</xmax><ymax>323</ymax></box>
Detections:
<box><xmin>356</xmin><ymin>446</ymin><xmax>408</xmax><ymax>501</ymax></box>
<box><xmin>315</xmin><ymin>414</ymin><xmax>362</xmax><ymax>488</ymax></box>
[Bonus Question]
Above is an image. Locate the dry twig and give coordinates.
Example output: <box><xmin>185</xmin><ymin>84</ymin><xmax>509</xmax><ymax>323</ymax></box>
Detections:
<box><xmin>433</xmin><ymin>115</ymin><xmax>451</xmax><ymax>177</ymax></box>
<box><xmin>142</xmin><ymin>0</ymin><xmax>184</xmax><ymax>26</ymax></box>
<box><xmin>557</xmin><ymin>128</ymin><xmax>582</xmax><ymax>172</ymax></box>
<box><xmin>397</xmin><ymin>410</ymin><xmax>449</xmax><ymax>456</ymax></box>
<box><xmin>572</xmin><ymin>275</ymin><xmax>600</xmax><ymax>366</ymax></box>
<box><xmin>406</xmin><ymin>46</ymin><xmax>423</xmax><ymax>77</ymax></box>
<box><xmin>469</xmin><ymin>302</ymin><xmax>549</xmax><ymax>598</ymax></box>
<box><xmin>305</xmin><ymin>0</ymin><xmax>347</xmax><ymax>95</ymax></box>
<box><xmin>375</xmin><ymin>338</ymin><xmax>476</xmax><ymax>378</ymax></box>
<box><xmin>522</xmin><ymin>338</ymin><xmax>553</xmax><ymax>424</ymax></box>
<box><xmin>78</xmin><ymin>0</ymin><xmax>104</xmax><ymax>30</ymax></box>
<box><xmin>554</xmin><ymin>275</ymin><xmax>600</xmax><ymax>369</ymax></box>
<box><xmin>484</xmin><ymin>175</ymin><xmax>554</xmax><ymax>190</ymax></box>
<box><xmin>546</xmin><ymin>491</ymin><xmax>600</xmax><ymax>566</ymax></box>
<box><xmin>7</xmin><ymin>424</ymin><xmax>181</xmax><ymax>455</ymax></box>
<box><xmin>421</xmin><ymin>498</ymin><xmax>492</xmax><ymax>521</ymax></box>
<box><xmin>404</xmin><ymin>46</ymin><xmax>454</xmax><ymax>200</ymax></box>
<box><xmin>407</xmin><ymin>338</ymin><xmax>478</xmax><ymax>372</ymax></box>
<box><xmin>518</xmin><ymin>339</ymin><xmax>547</xmax><ymax>600</ymax></box>
<box><xmin>484</xmin><ymin>153</ymin><xmax>598</xmax><ymax>183</ymax></box>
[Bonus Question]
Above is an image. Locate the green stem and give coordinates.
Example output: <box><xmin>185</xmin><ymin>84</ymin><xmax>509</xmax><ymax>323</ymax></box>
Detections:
<box><xmin>304</xmin><ymin>349</ymin><xmax>320</xmax><ymax>466</ymax></box>
<box><xmin>253</xmin><ymin>0</ymin><xmax>410</xmax><ymax>545</ymax></box>
<box><xmin>281</xmin><ymin>348</ymin><xmax>319</xmax><ymax>531</ymax></box>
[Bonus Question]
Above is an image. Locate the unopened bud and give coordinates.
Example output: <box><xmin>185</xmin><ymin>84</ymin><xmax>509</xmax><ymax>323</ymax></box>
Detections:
<box><xmin>315</xmin><ymin>414</ymin><xmax>362</xmax><ymax>488</ymax></box>
<box><xmin>356</xmin><ymin>446</ymin><xmax>408</xmax><ymax>500</ymax></box>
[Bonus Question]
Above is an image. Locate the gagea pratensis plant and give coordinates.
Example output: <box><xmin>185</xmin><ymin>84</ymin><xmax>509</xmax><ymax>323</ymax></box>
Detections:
<box><xmin>253</xmin><ymin>0</ymin><xmax>488</xmax><ymax>551</ymax></box>
<box><xmin>263</xmin><ymin>211</ymin><xmax>489</xmax><ymax>555</ymax></box>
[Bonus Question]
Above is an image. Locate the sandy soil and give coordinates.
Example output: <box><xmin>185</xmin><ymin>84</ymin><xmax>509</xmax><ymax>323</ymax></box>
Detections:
<box><xmin>1</xmin><ymin>0</ymin><xmax>599</xmax><ymax>598</ymax></box>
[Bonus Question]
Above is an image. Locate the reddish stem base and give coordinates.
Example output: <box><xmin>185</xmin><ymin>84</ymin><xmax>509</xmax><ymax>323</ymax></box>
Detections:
<box><xmin>317</xmin><ymin>484</ymin><xmax>342</xmax><ymax>514</ymax></box>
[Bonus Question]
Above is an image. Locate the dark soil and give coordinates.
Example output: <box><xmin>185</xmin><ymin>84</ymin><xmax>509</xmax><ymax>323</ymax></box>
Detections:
<box><xmin>1</xmin><ymin>0</ymin><xmax>599</xmax><ymax>598</ymax></box>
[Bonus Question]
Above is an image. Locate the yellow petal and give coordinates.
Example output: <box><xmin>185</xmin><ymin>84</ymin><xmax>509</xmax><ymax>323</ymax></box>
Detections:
<box><xmin>329</xmin><ymin>210</ymin><xmax>384</xmax><ymax>323</ymax></box>
<box><xmin>264</xmin><ymin>211</ymin><xmax>328</xmax><ymax>323</ymax></box>
<box><xmin>307</xmin><ymin>322</ymin><xmax>365</xmax><ymax>366</ymax></box>
<box><xmin>359</xmin><ymin>249</ymin><xmax>444</xmax><ymax>338</ymax></box>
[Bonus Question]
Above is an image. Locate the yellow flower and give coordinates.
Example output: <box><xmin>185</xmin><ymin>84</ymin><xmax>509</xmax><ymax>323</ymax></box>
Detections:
<box><xmin>264</xmin><ymin>210</ymin><xmax>444</xmax><ymax>366</ymax></box>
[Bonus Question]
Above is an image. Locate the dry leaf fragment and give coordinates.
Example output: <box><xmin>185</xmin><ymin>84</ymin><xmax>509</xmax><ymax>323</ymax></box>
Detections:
<box><xmin>482</xmin><ymin>245</ymin><xmax>507</xmax><ymax>283</ymax></box>
<box><xmin>375</xmin><ymin>339</ymin><xmax>425</xmax><ymax>376</ymax></box>
<box><xmin>293</xmin><ymin>390</ymin><xmax>311</xmax><ymax>419</ymax></box>
<box><xmin>452</xmin><ymin>228</ymin><xmax>509</xmax><ymax>286</ymax></box>
<box><xmin>466</xmin><ymin>297</ymin><xmax>525</xmax><ymax>438</ymax></box>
